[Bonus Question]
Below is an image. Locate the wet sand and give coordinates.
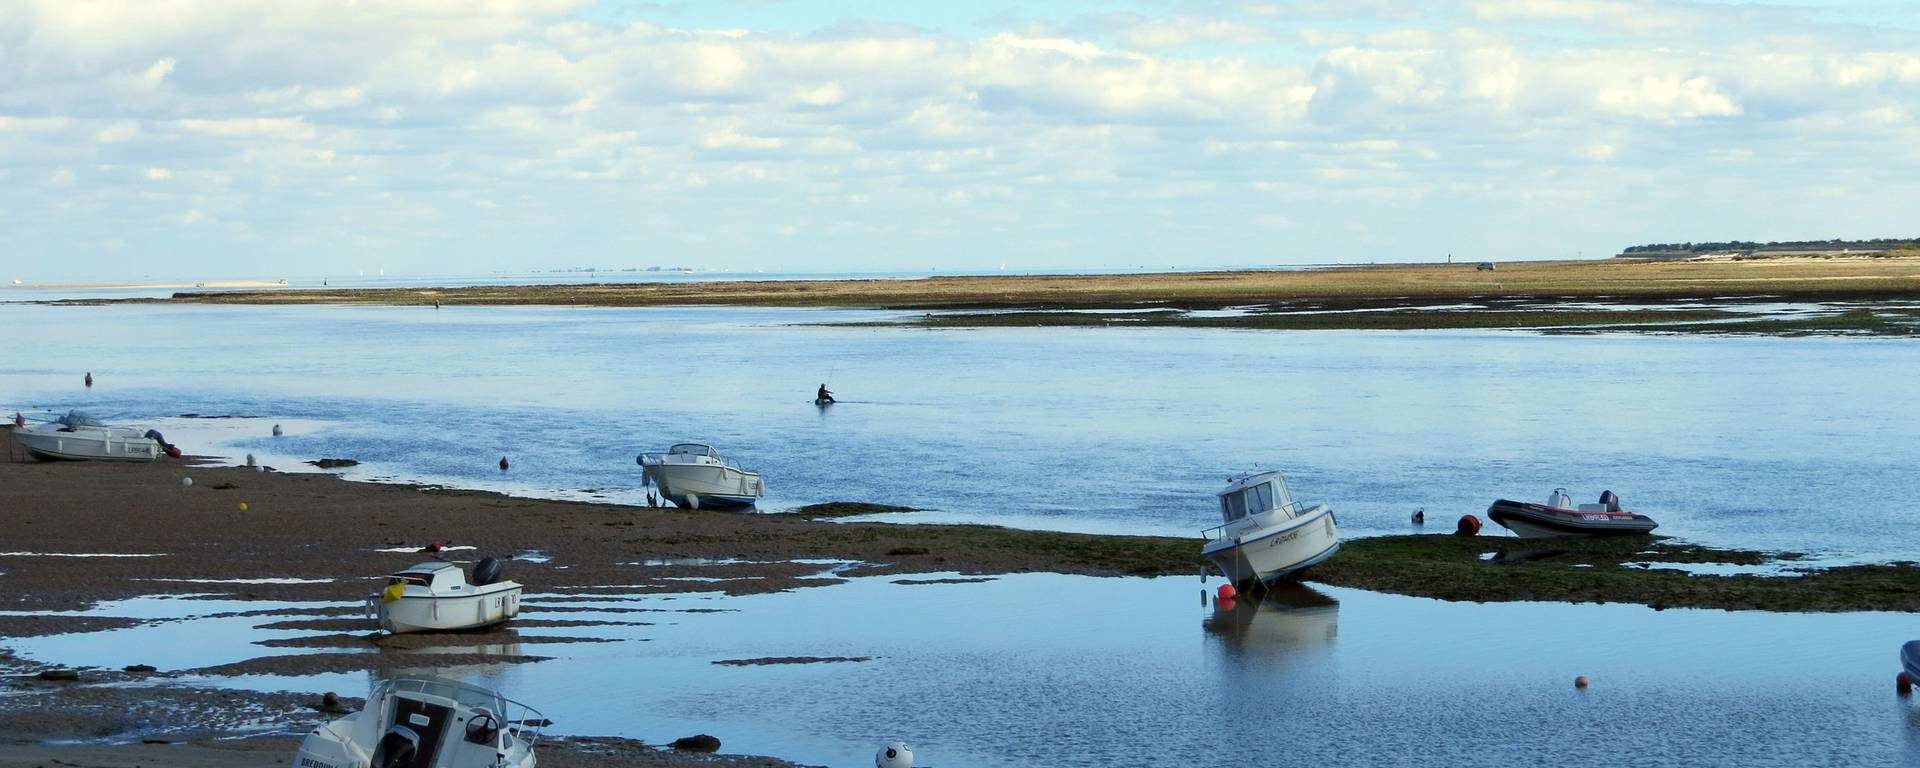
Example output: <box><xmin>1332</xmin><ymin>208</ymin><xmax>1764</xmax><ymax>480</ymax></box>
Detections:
<box><xmin>0</xmin><ymin>736</ymin><xmax>799</xmax><ymax>768</ymax></box>
<box><xmin>0</xmin><ymin>429</ymin><xmax>1186</xmax><ymax>762</ymax></box>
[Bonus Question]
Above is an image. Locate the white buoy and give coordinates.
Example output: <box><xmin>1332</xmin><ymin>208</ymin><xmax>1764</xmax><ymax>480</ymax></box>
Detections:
<box><xmin>685</xmin><ymin>493</ymin><xmax>700</xmax><ymax>510</ymax></box>
<box><xmin>876</xmin><ymin>742</ymin><xmax>913</xmax><ymax>768</ymax></box>
<box><xmin>180</xmin><ymin>477</ymin><xmax>194</xmax><ymax>487</ymax></box>
<box><xmin>271</xmin><ymin>424</ymin><xmax>283</xmax><ymax>437</ymax></box>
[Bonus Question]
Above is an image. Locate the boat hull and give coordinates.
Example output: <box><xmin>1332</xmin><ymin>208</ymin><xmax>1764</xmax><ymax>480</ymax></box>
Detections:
<box><xmin>1903</xmin><ymin>640</ymin><xmax>1920</xmax><ymax>681</ymax></box>
<box><xmin>1487</xmin><ymin>499</ymin><xmax>1658</xmax><ymax>538</ymax></box>
<box><xmin>643</xmin><ymin>463</ymin><xmax>764</xmax><ymax>509</ymax></box>
<box><xmin>14</xmin><ymin>427</ymin><xmax>160</xmax><ymax>462</ymax></box>
<box><xmin>371</xmin><ymin>583</ymin><xmax>522</xmax><ymax>634</ymax></box>
<box><xmin>1203</xmin><ymin>507</ymin><xmax>1340</xmax><ymax>587</ymax></box>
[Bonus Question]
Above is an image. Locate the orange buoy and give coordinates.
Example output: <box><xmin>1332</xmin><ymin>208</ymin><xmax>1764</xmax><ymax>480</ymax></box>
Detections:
<box><xmin>1900</xmin><ymin>672</ymin><xmax>1913</xmax><ymax>696</ymax></box>
<box><xmin>1217</xmin><ymin>596</ymin><xmax>1236</xmax><ymax>611</ymax></box>
<box><xmin>1574</xmin><ymin>675</ymin><xmax>1590</xmax><ymax>689</ymax></box>
<box><xmin>1455</xmin><ymin>514</ymin><xmax>1482</xmax><ymax>536</ymax></box>
<box><xmin>1216</xmin><ymin>583</ymin><xmax>1238</xmax><ymax>602</ymax></box>
<box><xmin>498</xmin><ymin>456</ymin><xmax>510</xmax><ymax>471</ymax></box>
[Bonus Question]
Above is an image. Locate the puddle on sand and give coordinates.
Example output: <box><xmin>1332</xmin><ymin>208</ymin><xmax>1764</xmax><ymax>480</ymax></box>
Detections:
<box><xmin>1623</xmin><ymin>561</ymin><xmax>1810</xmax><ymax>578</ymax></box>
<box><xmin>140</xmin><ymin>578</ymin><xmax>335</xmax><ymax>585</ymax></box>
<box><xmin>14</xmin><ymin>574</ymin><xmax>1917</xmax><ymax>767</ymax></box>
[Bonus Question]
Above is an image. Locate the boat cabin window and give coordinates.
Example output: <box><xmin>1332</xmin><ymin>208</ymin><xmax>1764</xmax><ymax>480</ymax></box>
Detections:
<box><xmin>390</xmin><ymin>573</ymin><xmax>432</xmax><ymax>587</ymax></box>
<box><xmin>1222</xmin><ymin>491</ymin><xmax>1247</xmax><ymax>521</ymax></box>
<box><xmin>1248</xmin><ymin>483</ymin><xmax>1274</xmax><ymax>514</ymax></box>
<box><xmin>668</xmin><ymin>444</ymin><xmax>714</xmax><ymax>457</ymax></box>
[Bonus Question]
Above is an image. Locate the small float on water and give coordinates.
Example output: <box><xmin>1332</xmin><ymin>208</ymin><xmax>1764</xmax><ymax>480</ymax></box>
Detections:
<box><xmin>1201</xmin><ymin>470</ymin><xmax>1340</xmax><ymax>588</ymax></box>
<box><xmin>1486</xmin><ymin>488</ymin><xmax>1659</xmax><ymax>538</ymax></box>
<box><xmin>12</xmin><ymin>410</ymin><xmax>178</xmax><ymax>461</ymax></box>
<box><xmin>295</xmin><ymin>675</ymin><xmax>543</xmax><ymax>768</ymax></box>
<box><xmin>367</xmin><ymin>559</ymin><xmax>522</xmax><ymax>634</ymax></box>
<box><xmin>636</xmin><ymin>443</ymin><xmax>765</xmax><ymax>509</ymax></box>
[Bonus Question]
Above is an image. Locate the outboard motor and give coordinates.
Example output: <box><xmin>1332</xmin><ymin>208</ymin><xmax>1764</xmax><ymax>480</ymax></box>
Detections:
<box><xmin>369</xmin><ymin>726</ymin><xmax>420</xmax><ymax>768</ymax></box>
<box><xmin>1599</xmin><ymin>490</ymin><xmax>1621</xmax><ymax>513</ymax></box>
<box><xmin>143</xmin><ymin>429</ymin><xmax>183</xmax><ymax>459</ymax></box>
<box><xmin>473</xmin><ymin>556</ymin><xmax>505</xmax><ymax>586</ymax></box>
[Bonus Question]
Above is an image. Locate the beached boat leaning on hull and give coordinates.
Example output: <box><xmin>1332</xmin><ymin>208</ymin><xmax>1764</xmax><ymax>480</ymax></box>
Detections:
<box><xmin>13</xmin><ymin>412</ymin><xmax>170</xmax><ymax>462</ymax></box>
<box><xmin>1903</xmin><ymin>640</ymin><xmax>1920</xmax><ymax>681</ymax></box>
<box><xmin>636</xmin><ymin>443</ymin><xmax>765</xmax><ymax>509</ymax></box>
<box><xmin>367</xmin><ymin>560</ymin><xmax>522</xmax><ymax>634</ymax></box>
<box><xmin>1202</xmin><ymin>470</ymin><xmax>1340</xmax><ymax>588</ymax></box>
<box><xmin>296</xmin><ymin>675</ymin><xmax>541</xmax><ymax>768</ymax></box>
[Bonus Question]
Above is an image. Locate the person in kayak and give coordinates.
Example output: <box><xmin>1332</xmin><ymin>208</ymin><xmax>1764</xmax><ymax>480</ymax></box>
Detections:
<box><xmin>816</xmin><ymin>384</ymin><xmax>834</xmax><ymax>403</ymax></box>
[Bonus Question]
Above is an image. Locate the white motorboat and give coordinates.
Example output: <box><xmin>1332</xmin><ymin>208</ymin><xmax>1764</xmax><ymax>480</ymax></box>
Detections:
<box><xmin>1201</xmin><ymin>470</ymin><xmax>1340</xmax><ymax>588</ymax></box>
<box><xmin>367</xmin><ymin>559</ymin><xmax>522</xmax><ymax>634</ymax></box>
<box><xmin>635</xmin><ymin>443</ymin><xmax>765</xmax><ymax>509</ymax></box>
<box><xmin>295</xmin><ymin>675</ymin><xmax>542</xmax><ymax>768</ymax></box>
<box><xmin>12</xmin><ymin>410</ymin><xmax>178</xmax><ymax>462</ymax></box>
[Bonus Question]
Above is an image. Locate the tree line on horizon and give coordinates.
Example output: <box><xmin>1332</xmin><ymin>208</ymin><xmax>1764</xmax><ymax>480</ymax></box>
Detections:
<box><xmin>1623</xmin><ymin>238</ymin><xmax>1920</xmax><ymax>254</ymax></box>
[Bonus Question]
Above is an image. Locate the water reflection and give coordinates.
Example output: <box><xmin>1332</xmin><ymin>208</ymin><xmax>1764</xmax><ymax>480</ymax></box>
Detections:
<box><xmin>1202</xmin><ymin>583</ymin><xmax>1339</xmax><ymax>654</ymax></box>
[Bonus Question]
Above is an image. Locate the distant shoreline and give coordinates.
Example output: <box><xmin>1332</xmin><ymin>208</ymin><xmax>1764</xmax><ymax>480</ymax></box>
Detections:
<box><xmin>8</xmin><ymin>280</ymin><xmax>286</xmax><ymax>290</ymax></box>
<box><xmin>58</xmin><ymin>255</ymin><xmax>1920</xmax><ymax>310</ymax></box>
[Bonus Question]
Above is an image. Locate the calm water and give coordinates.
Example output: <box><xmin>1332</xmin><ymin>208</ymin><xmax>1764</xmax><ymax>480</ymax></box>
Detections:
<box><xmin>7</xmin><ymin>574</ymin><xmax>1919</xmax><ymax>767</ymax></box>
<box><xmin>4</xmin><ymin>302</ymin><xmax>1919</xmax><ymax>559</ymax></box>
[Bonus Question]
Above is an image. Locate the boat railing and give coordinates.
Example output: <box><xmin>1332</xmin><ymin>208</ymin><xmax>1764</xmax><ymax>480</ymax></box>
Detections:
<box><xmin>638</xmin><ymin>451</ymin><xmax>744</xmax><ymax>471</ymax></box>
<box><xmin>1201</xmin><ymin>500</ymin><xmax>1310</xmax><ymax>540</ymax></box>
<box><xmin>378</xmin><ymin>676</ymin><xmax>548</xmax><ymax>747</ymax></box>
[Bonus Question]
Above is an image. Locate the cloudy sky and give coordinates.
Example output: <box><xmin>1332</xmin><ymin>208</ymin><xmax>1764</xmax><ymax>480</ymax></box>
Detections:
<box><xmin>3</xmin><ymin>1</ymin><xmax>1918</xmax><ymax>282</ymax></box>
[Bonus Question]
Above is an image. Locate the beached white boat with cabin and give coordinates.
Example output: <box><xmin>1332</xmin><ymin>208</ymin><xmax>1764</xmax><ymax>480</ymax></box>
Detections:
<box><xmin>366</xmin><ymin>559</ymin><xmax>522</xmax><ymax>634</ymax></box>
<box><xmin>1201</xmin><ymin>470</ymin><xmax>1340</xmax><ymax>587</ymax></box>
<box><xmin>636</xmin><ymin>443</ymin><xmax>765</xmax><ymax>509</ymax></box>
<box><xmin>12</xmin><ymin>410</ymin><xmax>177</xmax><ymax>462</ymax></box>
<box><xmin>295</xmin><ymin>675</ymin><xmax>542</xmax><ymax>768</ymax></box>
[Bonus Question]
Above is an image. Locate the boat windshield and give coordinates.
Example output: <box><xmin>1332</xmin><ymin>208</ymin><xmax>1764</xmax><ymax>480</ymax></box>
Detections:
<box><xmin>668</xmin><ymin>444</ymin><xmax>715</xmax><ymax>457</ymax></box>
<box><xmin>1218</xmin><ymin>477</ymin><xmax>1298</xmax><ymax>523</ymax></box>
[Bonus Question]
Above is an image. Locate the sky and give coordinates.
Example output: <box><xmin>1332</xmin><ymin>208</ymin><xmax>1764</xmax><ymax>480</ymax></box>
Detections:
<box><xmin>3</xmin><ymin>0</ymin><xmax>1919</xmax><ymax>282</ymax></box>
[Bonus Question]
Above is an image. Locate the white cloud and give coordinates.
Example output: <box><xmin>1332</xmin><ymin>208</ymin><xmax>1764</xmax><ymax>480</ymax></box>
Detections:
<box><xmin>1</xmin><ymin>0</ymin><xmax>1918</xmax><ymax>277</ymax></box>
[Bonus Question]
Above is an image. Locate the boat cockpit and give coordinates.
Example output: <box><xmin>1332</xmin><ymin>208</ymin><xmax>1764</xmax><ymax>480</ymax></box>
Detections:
<box><xmin>1217</xmin><ymin>472</ymin><xmax>1302</xmax><ymax>524</ymax></box>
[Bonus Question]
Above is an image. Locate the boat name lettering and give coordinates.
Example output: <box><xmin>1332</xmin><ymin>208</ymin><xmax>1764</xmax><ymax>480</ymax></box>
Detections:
<box><xmin>298</xmin><ymin>758</ymin><xmax>337</xmax><ymax>768</ymax></box>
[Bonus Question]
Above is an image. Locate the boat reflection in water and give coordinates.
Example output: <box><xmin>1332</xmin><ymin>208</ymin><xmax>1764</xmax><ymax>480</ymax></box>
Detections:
<box><xmin>1202</xmin><ymin>583</ymin><xmax>1339</xmax><ymax>656</ymax></box>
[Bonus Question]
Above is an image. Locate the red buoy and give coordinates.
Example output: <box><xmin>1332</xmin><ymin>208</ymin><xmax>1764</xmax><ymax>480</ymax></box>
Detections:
<box><xmin>1574</xmin><ymin>675</ymin><xmax>1590</xmax><ymax>689</ymax></box>
<box><xmin>1216</xmin><ymin>583</ymin><xmax>1238</xmax><ymax>602</ymax></box>
<box><xmin>1900</xmin><ymin>672</ymin><xmax>1913</xmax><ymax>696</ymax></box>
<box><xmin>1456</xmin><ymin>514</ymin><xmax>1482</xmax><ymax>536</ymax></box>
<box><xmin>499</xmin><ymin>456</ymin><xmax>510</xmax><ymax>471</ymax></box>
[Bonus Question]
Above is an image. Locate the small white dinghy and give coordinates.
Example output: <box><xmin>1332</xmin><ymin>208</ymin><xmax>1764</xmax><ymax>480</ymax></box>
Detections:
<box><xmin>1201</xmin><ymin>470</ymin><xmax>1340</xmax><ymax>588</ymax></box>
<box><xmin>12</xmin><ymin>410</ymin><xmax>178</xmax><ymax>462</ymax></box>
<box><xmin>296</xmin><ymin>675</ymin><xmax>543</xmax><ymax>768</ymax></box>
<box><xmin>367</xmin><ymin>559</ymin><xmax>522</xmax><ymax>634</ymax></box>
